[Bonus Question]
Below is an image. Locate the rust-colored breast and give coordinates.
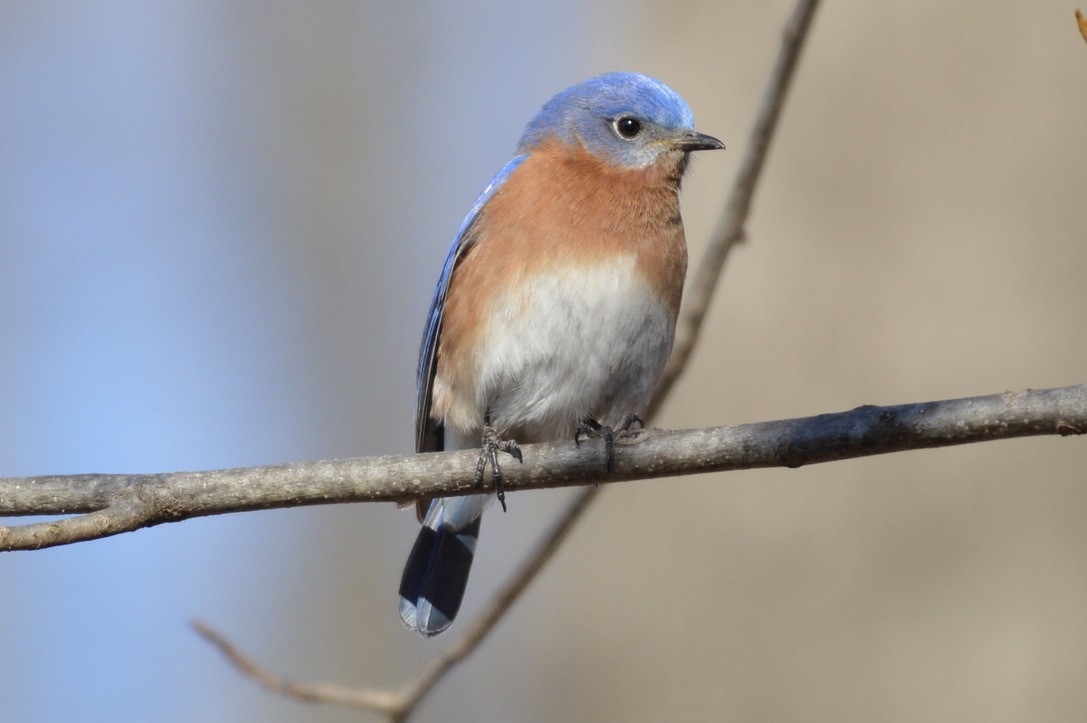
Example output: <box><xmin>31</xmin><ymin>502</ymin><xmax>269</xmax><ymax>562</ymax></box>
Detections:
<box><xmin>433</xmin><ymin>138</ymin><xmax>689</xmax><ymax>423</ymax></box>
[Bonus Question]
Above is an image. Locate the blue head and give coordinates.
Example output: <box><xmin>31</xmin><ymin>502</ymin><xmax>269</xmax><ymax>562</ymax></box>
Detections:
<box><xmin>517</xmin><ymin>72</ymin><xmax>723</xmax><ymax>169</ymax></box>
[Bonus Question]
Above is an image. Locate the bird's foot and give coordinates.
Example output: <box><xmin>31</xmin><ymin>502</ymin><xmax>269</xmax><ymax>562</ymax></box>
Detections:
<box><xmin>575</xmin><ymin>414</ymin><xmax>644</xmax><ymax>471</ymax></box>
<box><xmin>475</xmin><ymin>423</ymin><xmax>522</xmax><ymax>512</ymax></box>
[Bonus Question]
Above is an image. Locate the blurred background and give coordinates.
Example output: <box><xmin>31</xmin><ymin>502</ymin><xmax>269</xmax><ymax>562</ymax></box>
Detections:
<box><xmin>1</xmin><ymin>1</ymin><xmax>1085</xmax><ymax>721</ymax></box>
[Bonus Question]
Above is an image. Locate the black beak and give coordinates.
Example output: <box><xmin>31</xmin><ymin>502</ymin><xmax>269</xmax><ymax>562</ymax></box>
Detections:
<box><xmin>672</xmin><ymin>130</ymin><xmax>725</xmax><ymax>152</ymax></box>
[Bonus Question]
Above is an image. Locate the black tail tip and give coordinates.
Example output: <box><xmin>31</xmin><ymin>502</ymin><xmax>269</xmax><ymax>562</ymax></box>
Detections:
<box><xmin>397</xmin><ymin>519</ymin><xmax>481</xmax><ymax>637</ymax></box>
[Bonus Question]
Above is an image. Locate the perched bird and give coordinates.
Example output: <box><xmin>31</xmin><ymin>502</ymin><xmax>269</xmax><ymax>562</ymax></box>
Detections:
<box><xmin>398</xmin><ymin>72</ymin><xmax>724</xmax><ymax>636</ymax></box>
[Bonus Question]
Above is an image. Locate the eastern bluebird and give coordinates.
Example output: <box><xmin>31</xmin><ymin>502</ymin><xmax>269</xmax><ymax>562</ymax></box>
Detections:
<box><xmin>398</xmin><ymin>72</ymin><xmax>724</xmax><ymax>636</ymax></box>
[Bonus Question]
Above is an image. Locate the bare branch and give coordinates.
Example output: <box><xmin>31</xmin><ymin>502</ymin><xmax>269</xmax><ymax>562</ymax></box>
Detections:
<box><xmin>192</xmin><ymin>383</ymin><xmax>1086</xmax><ymax>717</ymax></box>
<box><xmin>192</xmin><ymin>620</ymin><xmax>405</xmax><ymax>715</ymax></box>
<box><xmin>2</xmin><ymin>384</ymin><xmax>1084</xmax><ymax>553</ymax></box>
<box><xmin>652</xmin><ymin>0</ymin><xmax>823</xmax><ymax>413</ymax></box>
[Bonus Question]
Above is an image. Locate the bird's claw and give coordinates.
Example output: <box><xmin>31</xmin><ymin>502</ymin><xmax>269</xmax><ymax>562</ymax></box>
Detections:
<box><xmin>475</xmin><ymin>423</ymin><xmax>521</xmax><ymax>512</ymax></box>
<box><xmin>575</xmin><ymin>414</ymin><xmax>644</xmax><ymax>472</ymax></box>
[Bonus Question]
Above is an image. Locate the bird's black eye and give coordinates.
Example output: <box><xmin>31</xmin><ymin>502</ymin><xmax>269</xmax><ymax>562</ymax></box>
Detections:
<box><xmin>614</xmin><ymin>116</ymin><xmax>642</xmax><ymax>139</ymax></box>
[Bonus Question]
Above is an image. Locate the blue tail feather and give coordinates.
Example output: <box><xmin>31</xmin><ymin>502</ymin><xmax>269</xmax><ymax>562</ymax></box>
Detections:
<box><xmin>398</xmin><ymin>515</ymin><xmax>482</xmax><ymax>637</ymax></box>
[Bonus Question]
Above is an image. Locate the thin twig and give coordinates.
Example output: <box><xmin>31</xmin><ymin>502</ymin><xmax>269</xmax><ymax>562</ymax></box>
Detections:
<box><xmin>193</xmin><ymin>620</ymin><xmax>406</xmax><ymax>714</ymax></box>
<box><xmin>191</xmin><ymin>489</ymin><xmax>599</xmax><ymax>720</ymax></box>
<box><xmin>651</xmin><ymin>0</ymin><xmax>822</xmax><ymax>415</ymax></box>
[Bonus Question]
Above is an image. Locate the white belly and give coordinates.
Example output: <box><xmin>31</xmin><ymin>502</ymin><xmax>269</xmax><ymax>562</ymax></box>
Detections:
<box><xmin>468</xmin><ymin>255</ymin><xmax>675</xmax><ymax>443</ymax></box>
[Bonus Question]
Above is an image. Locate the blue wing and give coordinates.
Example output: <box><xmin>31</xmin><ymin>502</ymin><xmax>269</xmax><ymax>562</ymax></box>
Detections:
<box><xmin>414</xmin><ymin>154</ymin><xmax>529</xmax><ymax>453</ymax></box>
